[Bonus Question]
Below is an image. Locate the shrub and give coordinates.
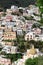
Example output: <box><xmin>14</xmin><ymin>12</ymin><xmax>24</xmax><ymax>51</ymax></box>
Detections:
<box><xmin>25</xmin><ymin>58</ymin><xmax>38</xmax><ymax>65</ymax></box>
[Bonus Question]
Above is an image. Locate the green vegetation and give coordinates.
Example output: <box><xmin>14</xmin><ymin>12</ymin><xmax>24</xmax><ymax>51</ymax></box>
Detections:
<box><xmin>0</xmin><ymin>48</ymin><xmax>2</xmax><ymax>51</ymax></box>
<box><xmin>17</xmin><ymin>34</ymin><xmax>43</xmax><ymax>53</ymax></box>
<box><xmin>37</xmin><ymin>0</ymin><xmax>43</xmax><ymax>14</ymax></box>
<box><xmin>16</xmin><ymin>33</ymin><xmax>43</xmax><ymax>53</ymax></box>
<box><xmin>37</xmin><ymin>0</ymin><xmax>43</xmax><ymax>24</ymax></box>
<box><xmin>39</xmin><ymin>18</ymin><xmax>43</xmax><ymax>25</ymax></box>
<box><xmin>33</xmin><ymin>13</ymin><xmax>40</xmax><ymax>16</ymax></box>
<box><xmin>17</xmin><ymin>34</ymin><xmax>30</xmax><ymax>52</ymax></box>
<box><xmin>37</xmin><ymin>0</ymin><xmax>43</xmax><ymax>7</ymax></box>
<box><xmin>0</xmin><ymin>64</ymin><xmax>4</xmax><ymax>65</ymax></box>
<box><xmin>2</xmin><ymin>53</ymin><xmax>23</xmax><ymax>62</ymax></box>
<box><xmin>17</xmin><ymin>35</ymin><xmax>26</xmax><ymax>52</ymax></box>
<box><xmin>27</xmin><ymin>40</ymin><xmax>43</xmax><ymax>52</ymax></box>
<box><xmin>25</xmin><ymin>57</ymin><xmax>38</xmax><ymax>65</ymax></box>
<box><xmin>32</xmin><ymin>23</ymin><xmax>41</xmax><ymax>28</ymax></box>
<box><xmin>25</xmin><ymin>56</ymin><xmax>43</xmax><ymax>65</ymax></box>
<box><xmin>24</xmin><ymin>16</ymin><xmax>33</xmax><ymax>20</ymax></box>
<box><xmin>18</xmin><ymin>42</ymin><xmax>26</xmax><ymax>52</ymax></box>
<box><xmin>38</xmin><ymin>56</ymin><xmax>43</xmax><ymax>65</ymax></box>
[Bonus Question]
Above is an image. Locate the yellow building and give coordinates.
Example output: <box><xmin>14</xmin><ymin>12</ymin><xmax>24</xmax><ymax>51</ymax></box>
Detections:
<box><xmin>3</xmin><ymin>31</ymin><xmax>16</xmax><ymax>40</ymax></box>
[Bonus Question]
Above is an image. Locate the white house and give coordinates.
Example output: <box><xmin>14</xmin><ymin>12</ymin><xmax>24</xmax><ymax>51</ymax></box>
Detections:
<box><xmin>12</xmin><ymin>59</ymin><xmax>25</xmax><ymax>65</ymax></box>
<box><xmin>40</xmin><ymin>26</ymin><xmax>43</xmax><ymax>34</ymax></box>
<box><xmin>11</xmin><ymin>46</ymin><xmax>17</xmax><ymax>54</ymax></box>
<box><xmin>17</xmin><ymin>29</ymin><xmax>23</xmax><ymax>35</ymax></box>
<box><xmin>11</xmin><ymin>5</ymin><xmax>18</xmax><ymax>10</ymax></box>
<box><xmin>2</xmin><ymin>46</ymin><xmax>17</xmax><ymax>54</ymax></box>
<box><xmin>33</xmin><ymin>16</ymin><xmax>41</xmax><ymax>21</ymax></box>
<box><xmin>0</xmin><ymin>29</ymin><xmax>3</xmax><ymax>41</ymax></box>
<box><xmin>34</xmin><ymin>34</ymin><xmax>43</xmax><ymax>41</ymax></box>
<box><xmin>39</xmin><ymin>34</ymin><xmax>43</xmax><ymax>41</ymax></box>
<box><xmin>11</xmin><ymin>5</ymin><xmax>19</xmax><ymax>13</ymax></box>
<box><xmin>25</xmin><ymin>32</ymin><xmax>35</xmax><ymax>41</ymax></box>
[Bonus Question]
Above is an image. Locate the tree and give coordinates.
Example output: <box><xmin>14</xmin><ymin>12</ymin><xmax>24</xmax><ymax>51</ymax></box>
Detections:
<box><xmin>32</xmin><ymin>23</ymin><xmax>41</xmax><ymax>28</ymax></box>
<box><xmin>18</xmin><ymin>42</ymin><xmax>26</xmax><ymax>52</ymax></box>
<box><xmin>37</xmin><ymin>0</ymin><xmax>43</xmax><ymax>6</ymax></box>
<box><xmin>0</xmin><ymin>0</ymin><xmax>36</xmax><ymax>8</ymax></box>
<box><xmin>38</xmin><ymin>56</ymin><xmax>43</xmax><ymax>65</ymax></box>
<box><xmin>25</xmin><ymin>58</ymin><xmax>38</xmax><ymax>65</ymax></box>
<box><xmin>37</xmin><ymin>0</ymin><xmax>43</xmax><ymax>13</ymax></box>
<box><xmin>27</xmin><ymin>40</ymin><xmax>43</xmax><ymax>52</ymax></box>
<box><xmin>37</xmin><ymin>0</ymin><xmax>43</xmax><ymax>24</ymax></box>
<box><xmin>4</xmin><ymin>53</ymin><xmax>23</xmax><ymax>63</ymax></box>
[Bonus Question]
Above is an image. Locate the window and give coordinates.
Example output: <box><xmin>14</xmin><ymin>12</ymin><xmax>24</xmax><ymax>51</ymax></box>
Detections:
<box><xmin>30</xmin><ymin>35</ymin><xmax>32</xmax><ymax>39</ymax></box>
<box><xmin>1</xmin><ymin>25</ymin><xmax>5</xmax><ymax>27</ymax></box>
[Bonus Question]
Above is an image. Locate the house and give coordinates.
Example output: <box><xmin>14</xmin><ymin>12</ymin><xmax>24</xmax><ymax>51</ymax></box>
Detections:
<box><xmin>6</xmin><ymin>9</ymin><xmax>12</xmax><ymax>14</ymax></box>
<box><xmin>33</xmin><ymin>16</ymin><xmax>41</xmax><ymax>21</ymax></box>
<box><xmin>25</xmin><ymin>20</ymin><xmax>35</xmax><ymax>31</ymax></box>
<box><xmin>5</xmin><ymin>14</ymin><xmax>13</xmax><ymax>21</ymax></box>
<box><xmin>13</xmin><ymin>45</ymin><xmax>39</xmax><ymax>65</ymax></box>
<box><xmin>42</xmin><ymin>14</ymin><xmax>43</xmax><ymax>18</ymax></box>
<box><xmin>0</xmin><ymin>29</ymin><xmax>3</xmax><ymax>41</ymax></box>
<box><xmin>0</xmin><ymin>29</ymin><xmax>3</xmax><ymax>36</ymax></box>
<box><xmin>3</xmin><ymin>31</ymin><xmax>16</xmax><ymax>40</ymax></box>
<box><xmin>11</xmin><ymin>46</ymin><xmax>17</xmax><ymax>54</ymax></box>
<box><xmin>29</xmin><ymin>5</ymin><xmax>40</xmax><ymax>15</ymax></box>
<box><xmin>0</xmin><ymin>57</ymin><xmax>11</xmax><ymax>65</ymax></box>
<box><xmin>0</xmin><ymin>12</ymin><xmax>4</xmax><ymax>16</ymax></box>
<box><xmin>2</xmin><ymin>46</ymin><xmax>17</xmax><ymax>54</ymax></box>
<box><xmin>40</xmin><ymin>26</ymin><xmax>43</xmax><ymax>34</ymax></box>
<box><xmin>23</xmin><ymin>10</ymin><xmax>31</xmax><ymax>17</ymax></box>
<box><xmin>11</xmin><ymin>5</ymin><xmax>19</xmax><ymax>15</ymax></box>
<box><xmin>29</xmin><ymin>5</ymin><xmax>36</xmax><ymax>9</ymax></box>
<box><xmin>6</xmin><ymin>21</ymin><xmax>15</xmax><ymax>28</ymax></box>
<box><xmin>23</xmin><ymin>5</ymin><xmax>39</xmax><ymax>17</ymax></box>
<box><xmin>32</xmin><ymin>28</ymin><xmax>41</xmax><ymax>35</ymax></box>
<box><xmin>25</xmin><ymin>32</ymin><xmax>35</xmax><ymax>41</ymax></box>
<box><xmin>2</xmin><ymin>41</ymin><xmax>14</xmax><ymax>46</ymax></box>
<box><xmin>0</xmin><ymin>20</ymin><xmax>6</xmax><ymax>31</ymax></box>
<box><xmin>16</xmin><ymin>19</ymin><xmax>25</xmax><ymax>30</ymax></box>
<box><xmin>34</xmin><ymin>34</ymin><xmax>43</xmax><ymax>41</ymax></box>
<box><xmin>23</xmin><ymin>45</ymin><xmax>39</xmax><ymax>60</ymax></box>
<box><xmin>1</xmin><ymin>20</ymin><xmax>6</xmax><ymax>25</ymax></box>
<box><xmin>26</xmin><ymin>45</ymin><xmax>39</xmax><ymax>55</ymax></box>
<box><xmin>12</xmin><ymin>59</ymin><xmax>25</xmax><ymax>65</ymax></box>
<box><xmin>13</xmin><ymin>27</ymin><xmax>17</xmax><ymax>31</ymax></box>
<box><xmin>38</xmin><ymin>34</ymin><xmax>43</xmax><ymax>41</ymax></box>
<box><xmin>27</xmin><ymin>9</ymin><xmax>33</xmax><ymax>15</ymax></box>
<box><xmin>12</xmin><ymin>15</ymin><xmax>18</xmax><ymax>21</ymax></box>
<box><xmin>17</xmin><ymin>29</ymin><xmax>23</xmax><ymax>35</ymax></box>
<box><xmin>11</xmin><ymin>5</ymin><xmax>18</xmax><ymax>12</ymax></box>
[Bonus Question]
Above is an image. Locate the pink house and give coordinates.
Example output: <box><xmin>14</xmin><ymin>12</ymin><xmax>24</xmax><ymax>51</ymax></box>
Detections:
<box><xmin>32</xmin><ymin>28</ymin><xmax>41</xmax><ymax>35</ymax></box>
<box><xmin>0</xmin><ymin>57</ymin><xmax>11</xmax><ymax>65</ymax></box>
